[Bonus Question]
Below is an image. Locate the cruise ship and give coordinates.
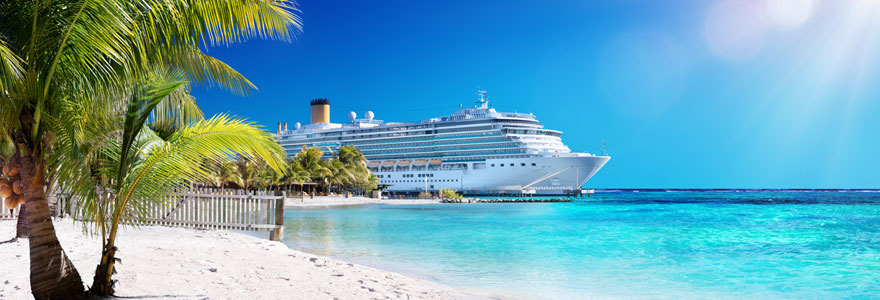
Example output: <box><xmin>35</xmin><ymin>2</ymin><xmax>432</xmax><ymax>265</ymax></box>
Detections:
<box><xmin>275</xmin><ymin>91</ymin><xmax>610</xmax><ymax>195</ymax></box>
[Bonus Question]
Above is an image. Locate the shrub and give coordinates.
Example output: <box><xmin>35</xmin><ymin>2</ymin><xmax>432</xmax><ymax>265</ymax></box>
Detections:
<box><xmin>439</xmin><ymin>188</ymin><xmax>462</xmax><ymax>199</ymax></box>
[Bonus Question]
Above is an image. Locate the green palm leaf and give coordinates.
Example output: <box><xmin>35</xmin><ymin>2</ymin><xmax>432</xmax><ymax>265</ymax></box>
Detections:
<box><xmin>0</xmin><ymin>38</ymin><xmax>23</xmax><ymax>92</ymax></box>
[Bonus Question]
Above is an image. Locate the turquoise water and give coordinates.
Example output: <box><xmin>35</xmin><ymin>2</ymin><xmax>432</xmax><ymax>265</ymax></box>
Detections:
<box><xmin>282</xmin><ymin>192</ymin><xmax>880</xmax><ymax>299</ymax></box>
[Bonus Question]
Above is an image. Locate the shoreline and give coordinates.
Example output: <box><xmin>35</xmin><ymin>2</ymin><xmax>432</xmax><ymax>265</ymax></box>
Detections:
<box><xmin>0</xmin><ymin>219</ymin><xmax>490</xmax><ymax>300</ymax></box>
<box><xmin>285</xmin><ymin>196</ymin><xmax>441</xmax><ymax>208</ymax></box>
<box><xmin>284</xmin><ymin>195</ymin><xmax>573</xmax><ymax>208</ymax></box>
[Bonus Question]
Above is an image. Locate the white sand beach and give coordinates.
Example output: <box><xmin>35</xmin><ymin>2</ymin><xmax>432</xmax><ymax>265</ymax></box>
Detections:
<box><xmin>285</xmin><ymin>196</ymin><xmax>440</xmax><ymax>208</ymax></box>
<box><xmin>0</xmin><ymin>219</ymin><xmax>483</xmax><ymax>300</ymax></box>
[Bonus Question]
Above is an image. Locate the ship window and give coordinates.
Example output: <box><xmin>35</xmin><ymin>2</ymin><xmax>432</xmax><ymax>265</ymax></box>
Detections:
<box><xmin>521</xmin><ymin>163</ymin><xmax>526</xmax><ymax>166</ymax></box>
<box><xmin>510</xmin><ymin>163</ymin><xmax>514</xmax><ymax>167</ymax></box>
<box><xmin>500</xmin><ymin>164</ymin><xmax>503</xmax><ymax>167</ymax></box>
<box><xmin>532</xmin><ymin>163</ymin><xmax>536</xmax><ymax>166</ymax></box>
<box><xmin>490</xmin><ymin>164</ymin><xmax>495</xmax><ymax>167</ymax></box>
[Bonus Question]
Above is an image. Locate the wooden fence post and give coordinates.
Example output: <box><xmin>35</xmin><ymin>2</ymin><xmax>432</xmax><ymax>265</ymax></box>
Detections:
<box><xmin>269</xmin><ymin>191</ymin><xmax>285</xmax><ymax>241</ymax></box>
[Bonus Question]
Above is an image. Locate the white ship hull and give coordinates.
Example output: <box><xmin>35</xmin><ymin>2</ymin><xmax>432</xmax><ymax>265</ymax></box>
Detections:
<box><xmin>377</xmin><ymin>155</ymin><xmax>610</xmax><ymax>195</ymax></box>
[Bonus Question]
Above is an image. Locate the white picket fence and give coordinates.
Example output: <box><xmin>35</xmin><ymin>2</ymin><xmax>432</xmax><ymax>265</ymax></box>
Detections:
<box><xmin>58</xmin><ymin>189</ymin><xmax>287</xmax><ymax>241</ymax></box>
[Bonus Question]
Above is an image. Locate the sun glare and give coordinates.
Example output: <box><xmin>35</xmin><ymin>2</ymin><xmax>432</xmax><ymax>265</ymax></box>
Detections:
<box><xmin>766</xmin><ymin>0</ymin><xmax>814</xmax><ymax>30</ymax></box>
<box><xmin>704</xmin><ymin>0</ymin><xmax>819</xmax><ymax>60</ymax></box>
<box><xmin>704</xmin><ymin>0</ymin><xmax>768</xmax><ymax>60</ymax></box>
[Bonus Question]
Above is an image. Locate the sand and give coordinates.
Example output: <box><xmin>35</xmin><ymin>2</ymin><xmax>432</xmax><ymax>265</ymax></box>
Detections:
<box><xmin>0</xmin><ymin>219</ymin><xmax>483</xmax><ymax>300</ymax></box>
<box><xmin>285</xmin><ymin>196</ymin><xmax>440</xmax><ymax>208</ymax></box>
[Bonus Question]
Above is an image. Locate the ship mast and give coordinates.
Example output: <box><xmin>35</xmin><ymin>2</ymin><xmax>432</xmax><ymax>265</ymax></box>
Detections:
<box><xmin>475</xmin><ymin>89</ymin><xmax>489</xmax><ymax>109</ymax></box>
<box><xmin>602</xmin><ymin>138</ymin><xmax>607</xmax><ymax>156</ymax></box>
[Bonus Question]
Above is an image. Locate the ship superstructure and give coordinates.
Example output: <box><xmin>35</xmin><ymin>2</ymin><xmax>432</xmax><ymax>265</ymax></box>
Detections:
<box><xmin>275</xmin><ymin>91</ymin><xmax>610</xmax><ymax>195</ymax></box>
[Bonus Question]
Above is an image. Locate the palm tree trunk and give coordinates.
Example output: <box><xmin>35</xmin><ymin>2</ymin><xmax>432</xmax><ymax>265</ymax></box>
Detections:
<box><xmin>15</xmin><ymin>204</ymin><xmax>27</xmax><ymax>238</ymax></box>
<box><xmin>90</xmin><ymin>224</ymin><xmax>119</xmax><ymax>295</ymax></box>
<box><xmin>17</xmin><ymin>145</ymin><xmax>85</xmax><ymax>299</ymax></box>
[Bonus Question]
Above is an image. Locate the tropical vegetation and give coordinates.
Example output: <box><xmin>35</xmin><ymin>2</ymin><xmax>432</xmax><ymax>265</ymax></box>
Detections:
<box><xmin>52</xmin><ymin>85</ymin><xmax>287</xmax><ymax>294</ymax></box>
<box><xmin>0</xmin><ymin>0</ymin><xmax>301</xmax><ymax>298</ymax></box>
<box><xmin>201</xmin><ymin>145</ymin><xmax>379</xmax><ymax>197</ymax></box>
<box><xmin>439</xmin><ymin>188</ymin><xmax>463</xmax><ymax>200</ymax></box>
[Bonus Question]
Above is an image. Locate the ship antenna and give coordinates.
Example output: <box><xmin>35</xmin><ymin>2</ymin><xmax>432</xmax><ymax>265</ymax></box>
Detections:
<box><xmin>475</xmin><ymin>88</ymin><xmax>489</xmax><ymax>109</ymax></box>
<box><xmin>602</xmin><ymin>137</ymin><xmax>607</xmax><ymax>156</ymax></box>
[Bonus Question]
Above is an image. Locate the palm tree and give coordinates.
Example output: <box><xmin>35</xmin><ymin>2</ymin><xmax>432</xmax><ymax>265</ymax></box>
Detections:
<box><xmin>334</xmin><ymin>145</ymin><xmax>373</xmax><ymax>194</ymax></box>
<box><xmin>253</xmin><ymin>160</ymin><xmax>282</xmax><ymax>190</ymax></box>
<box><xmin>0</xmin><ymin>134</ymin><xmax>13</xmax><ymax>162</ymax></box>
<box><xmin>208</xmin><ymin>158</ymin><xmax>238</xmax><ymax>190</ymax></box>
<box><xmin>234</xmin><ymin>156</ymin><xmax>255</xmax><ymax>190</ymax></box>
<box><xmin>53</xmin><ymin>78</ymin><xmax>286</xmax><ymax>294</ymax></box>
<box><xmin>284</xmin><ymin>162</ymin><xmax>310</xmax><ymax>199</ymax></box>
<box><xmin>0</xmin><ymin>1</ymin><xmax>300</xmax><ymax>298</ymax></box>
<box><xmin>233</xmin><ymin>156</ymin><xmax>281</xmax><ymax>190</ymax></box>
<box><xmin>293</xmin><ymin>146</ymin><xmax>331</xmax><ymax>196</ymax></box>
<box><xmin>365</xmin><ymin>174</ymin><xmax>380</xmax><ymax>193</ymax></box>
<box><xmin>337</xmin><ymin>145</ymin><xmax>368</xmax><ymax>168</ymax></box>
<box><xmin>326</xmin><ymin>158</ymin><xmax>354</xmax><ymax>194</ymax></box>
<box><xmin>0</xmin><ymin>134</ymin><xmax>25</xmax><ymax>237</ymax></box>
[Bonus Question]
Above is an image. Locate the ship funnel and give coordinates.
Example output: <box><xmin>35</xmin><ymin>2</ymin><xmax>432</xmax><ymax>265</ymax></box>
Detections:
<box><xmin>310</xmin><ymin>98</ymin><xmax>330</xmax><ymax>124</ymax></box>
<box><xmin>277</xmin><ymin>122</ymin><xmax>282</xmax><ymax>134</ymax></box>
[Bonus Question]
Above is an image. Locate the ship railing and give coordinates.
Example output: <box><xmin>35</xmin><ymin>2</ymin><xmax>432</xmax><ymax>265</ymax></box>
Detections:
<box><xmin>500</xmin><ymin>112</ymin><xmax>536</xmax><ymax>119</ymax></box>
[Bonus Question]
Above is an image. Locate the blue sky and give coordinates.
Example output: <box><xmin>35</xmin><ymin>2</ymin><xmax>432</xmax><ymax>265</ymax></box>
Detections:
<box><xmin>192</xmin><ymin>0</ymin><xmax>880</xmax><ymax>188</ymax></box>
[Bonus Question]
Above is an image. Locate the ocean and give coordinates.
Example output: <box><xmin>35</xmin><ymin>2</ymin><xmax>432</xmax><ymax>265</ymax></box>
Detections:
<box><xmin>282</xmin><ymin>191</ymin><xmax>880</xmax><ymax>299</ymax></box>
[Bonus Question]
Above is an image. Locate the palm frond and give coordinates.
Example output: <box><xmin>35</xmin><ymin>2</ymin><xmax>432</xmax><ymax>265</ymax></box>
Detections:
<box><xmin>114</xmin><ymin>114</ymin><xmax>285</xmax><ymax>225</ymax></box>
<box><xmin>0</xmin><ymin>38</ymin><xmax>23</xmax><ymax>92</ymax></box>
<box><xmin>139</xmin><ymin>0</ymin><xmax>302</xmax><ymax>47</ymax></box>
<box><xmin>126</xmin><ymin>0</ymin><xmax>302</xmax><ymax>93</ymax></box>
<box><xmin>166</xmin><ymin>47</ymin><xmax>257</xmax><ymax>95</ymax></box>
